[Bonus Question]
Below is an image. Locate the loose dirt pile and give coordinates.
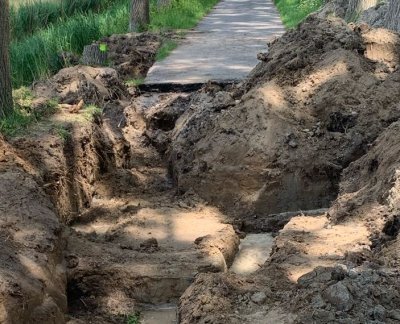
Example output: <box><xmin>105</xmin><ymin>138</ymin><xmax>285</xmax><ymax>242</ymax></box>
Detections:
<box><xmin>320</xmin><ymin>0</ymin><xmax>400</xmax><ymax>33</ymax></box>
<box><xmin>34</xmin><ymin>66</ymin><xmax>128</xmax><ymax>106</ymax></box>
<box><xmin>173</xmin><ymin>15</ymin><xmax>400</xmax><ymax>324</ymax></box>
<box><xmin>1</xmin><ymin>53</ymin><xmax>243</xmax><ymax>323</ymax></box>
<box><xmin>168</xmin><ymin>16</ymin><xmax>400</xmax><ymax>222</ymax></box>
<box><xmin>0</xmin><ymin>33</ymin><xmax>166</xmax><ymax>323</ymax></box>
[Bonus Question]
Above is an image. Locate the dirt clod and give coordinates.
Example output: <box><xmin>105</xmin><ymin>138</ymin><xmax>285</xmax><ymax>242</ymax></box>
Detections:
<box><xmin>139</xmin><ymin>237</ymin><xmax>159</xmax><ymax>252</ymax></box>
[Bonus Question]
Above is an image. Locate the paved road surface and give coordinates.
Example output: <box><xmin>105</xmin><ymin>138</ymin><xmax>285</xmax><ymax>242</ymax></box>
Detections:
<box><xmin>145</xmin><ymin>0</ymin><xmax>285</xmax><ymax>84</ymax></box>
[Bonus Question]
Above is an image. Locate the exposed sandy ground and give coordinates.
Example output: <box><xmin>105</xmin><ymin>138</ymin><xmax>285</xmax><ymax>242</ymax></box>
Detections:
<box><xmin>1</xmin><ymin>13</ymin><xmax>400</xmax><ymax>324</ymax></box>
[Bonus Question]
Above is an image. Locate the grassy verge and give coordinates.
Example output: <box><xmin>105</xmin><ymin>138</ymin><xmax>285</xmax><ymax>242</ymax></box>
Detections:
<box><xmin>274</xmin><ymin>0</ymin><xmax>324</xmax><ymax>28</ymax></box>
<box><xmin>149</xmin><ymin>0</ymin><xmax>219</xmax><ymax>30</ymax></box>
<box><xmin>156</xmin><ymin>40</ymin><xmax>178</xmax><ymax>60</ymax></box>
<box><xmin>126</xmin><ymin>312</ymin><xmax>141</xmax><ymax>324</ymax></box>
<box><xmin>11</xmin><ymin>0</ymin><xmax>114</xmax><ymax>41</ymax></box>
<box><xmin>125</xmin><ymin>77</ymin><xmax>146</xmax><ymax>87</ymax></box>
<box><xmin>11</xmin><ymin>0</ymin><xmax>220</xmax><ymax>88</ymax></box>
<box><xmin>0</xmin><ymin>88</ymin><xmax>58</xmax><ymax>137</ymax></box>
<box><xmin>11</xmin><ymin>0</ymin><xmax>130</xmax><ymax>87</ymax></box>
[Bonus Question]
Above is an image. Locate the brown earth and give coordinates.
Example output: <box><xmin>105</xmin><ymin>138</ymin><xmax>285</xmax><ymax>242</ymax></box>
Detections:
<box><xmin>174</xmin><ymin>16</ymin><xmax>400</xmax><ymax>324</ymax></box>
<box><xmin>168</xmin><ymin>16</ymin><xmax>400</xmax><ymax>223</ymax></box>
<box><xmin>1</xmin><ymin>13</ymin><xmax>400</xmax><ymax>324</ymax></box>
<box><xmin>96</xmin><ymin>32</ymin><xmax>162</xmax><ymax>80</ymax></box>
<box><xmin>0</xmin><ymin>63</ymin><xmax>240</xmax><ymax>322</ymax></box>
<box><xmin>0</xmin><ymin>137</ymin><xmax>67</xmax><ymax>323</ymax></box>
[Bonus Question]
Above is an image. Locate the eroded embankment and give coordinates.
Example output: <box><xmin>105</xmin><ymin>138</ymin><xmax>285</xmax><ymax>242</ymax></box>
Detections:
<box><xmin>0</xmin><ymin>139</ymin><xmax>66</xmax><ymax>323</ymax></box>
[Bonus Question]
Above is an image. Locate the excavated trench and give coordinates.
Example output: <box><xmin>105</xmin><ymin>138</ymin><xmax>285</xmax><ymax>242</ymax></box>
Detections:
<box><xmin>53</xmin><ymin>89</ymin><xmax>235</xmax><ymax>323</ymax></box>
<box><xmin>4</xmin><ymin>65</ymin><xmax>355</xmax><ymax>323</ymax></box>
<box><xmin>56</xmin><ymin>86</ymin><xmax>344</xmax><ymax>324</ymax></box>
<box><xmin>3</xmin><ymin>16</ymin><xmax>400</xmax><ymax>324</ymax></box>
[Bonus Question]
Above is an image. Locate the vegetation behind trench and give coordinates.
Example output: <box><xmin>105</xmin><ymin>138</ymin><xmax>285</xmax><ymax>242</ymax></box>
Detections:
<box><xmin>10</xmin><ymin>0</ymin><xmax>220</xmax><ymax>88</ymax></box>
<box><xmin>274</xmin><ymin>0</ymin><xmax>324</xmax><ymax>28</ymax></box>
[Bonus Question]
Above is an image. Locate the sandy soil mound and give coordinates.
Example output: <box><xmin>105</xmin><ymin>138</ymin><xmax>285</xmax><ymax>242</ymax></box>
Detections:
<box><xmin>174</xmin><ymin>16</ymin><xmax>400</xmax><ymax>324</ymax></box>
<box><xmin>34</xmin><ymin>66</ymin><xmax>128</xmax><ymax>106</ymax></box>
<box><xmin>179</xmin><ymin>266</ymin><xmax>295</xmax><ymax>324</ymax></box>
<box><xmin>168</xmin><ymin>16</ymin><xmax>400</xmax><ymax>221</ymax></box>
<box><xmin>179</xmin><ymin>211</ymin><xmax>400</xmax><ymax>324</ymax></box>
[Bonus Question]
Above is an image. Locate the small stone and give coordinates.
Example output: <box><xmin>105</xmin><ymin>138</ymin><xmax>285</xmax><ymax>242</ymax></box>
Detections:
<box><xmin>372</xmin><ymin>305</ymin><xmax>386</xmax><ymax>321</ymax></box>
<box><xmin>288</xmin><ymin>139</ymin><xmax>298</xmax><ymax>148</ymax></box>
<box><xmin>323</xmin><ymin>282</ymin><xmax>353</xmax><ymax>311</ymax></box>
<box><xmin>311</xmin><ymin>294</ymin><xmax>325</xmax><ymax>308</ymax></box>
<box><xmin>348</xmin><ymin>269</ymin><xmax>358</xmax><ymax>279</ymax></box>
<box><xmin>119</xmin><ymin>243</ymin><xmax>133</xmax><ymax>250</ymax></box>
<box><xmin>119</xmin><ymin>203</ymin><xmax>138</xmax><ymax>213</ymax></box>
<box><xmin>202</xmin><ymin>304</ymin><xmax>213</xmax><ymax>312</ymax></box>
<box><xmin>250</xmin><ymin>292</ymin><xmax>267</xmax><ymax>305</ymax></box>
<box><xmin>66</xmin><ymin>255</ymin><xmax>79</xmax><ymax>269</ymax></box>
<box><xmin>313</xmin><ymin>309</ymin><xmax>335</xmax><ymax>322</ymax></box>
<box><xmin>139</xmin><ymin>237</ymin><xmax>159</xmax><ymax>252</ymax></box>
<box><xmin>388</xmin><ymin>309</ymin><xmax>400</xmax><ymax>321</ymax></box>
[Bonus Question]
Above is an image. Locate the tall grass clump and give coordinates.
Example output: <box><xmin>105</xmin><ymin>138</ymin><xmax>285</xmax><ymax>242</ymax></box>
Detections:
<box><xmin>11</xmin><ymin>1</ymin><xmax>130</xmax><ymax>87</ymax></box>
<box><xmin>10</xmin><ymin>0</ymin><xmax>115</xmax><ymax>41</ymax></box>
<box><xmin>11</xmin><ymin>0</ymin><xmax>220</xmax><ymax>88</ymax></box>
<box><xmin>274</xmin><ymin>0</ymin><xmax>324</xmax><ymax>28</ymax></box>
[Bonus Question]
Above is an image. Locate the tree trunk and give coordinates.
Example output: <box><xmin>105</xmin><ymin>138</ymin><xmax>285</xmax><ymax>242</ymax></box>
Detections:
<box><xmin>384</xmin><ymin>0</ymin><xmax>400</xmax><ymax>32</ymax></box>
<box><xmin>81</xmin><ymin>44</ymin><xmax>108</xmax><ymax>66</ymax></box>
<box><xmin>345</xmin><ymin>0</ymin><xmax>378</xmax><ymax>21</ymax></box>
<box><xmin>0</xmin><ymin>0</ymin><xmax>13</xmax><ymax>118</ymax></box>
<box><xmin>129</xmin><ymin>0</ymin><xmax>150</xmax><ymax>32</ymax></box>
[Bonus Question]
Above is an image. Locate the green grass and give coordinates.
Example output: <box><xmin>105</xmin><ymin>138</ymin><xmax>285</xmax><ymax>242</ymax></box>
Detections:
<box><xmin>12</xmin><ymin>0</ymin><xmax>58</xmax><ymax>8</ymax></box>
<box><xmin>126</xmin><ymin>312</ymin><xmax>141</xmax><ymax>324</ymax></box>
<box><xmin>156</xmin><ymin>40</ymin><xmax>178</xmax><ymax>61</ymax></box>
<box><xmin>10</xmin><ymin>0</ymin><xmax>115</xmax><ymax>41</ymax></box>
<box><xmin>274</xmin><ymin>0</ymin><xmax>324</xmax><ymax>28</ymax></box>
<box><xmin>148</xmin><ymin>0</ymin><xmax>219</xmax><ymax>31</ymax></box>
<box><xmin>11</xmin><ymin>0</ymin><xmax>130</xmax><ymax>87</ymax></box>
<box><xmin>83</xmin><ymin>105</ymin><xmax>103</xmax><ymax>121</ymax></box>
<box><xmin>10</xmin><ymin>0</ymin><xmax>220</xmax><ymax>88</ymax></box>
<box><xmin>0</xmin><ymin>87</ymin><xmax>58</xmax><ymax>136</ymax></box>
<box><xmin>125</xmin><ymin>77</ymin><xmax>146</xmax><ymax>87</ymax></box>
<box><xmin>54</xmin><ymin>124</ymin><xmax>71</xmax><ymax>142</ymax></box>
